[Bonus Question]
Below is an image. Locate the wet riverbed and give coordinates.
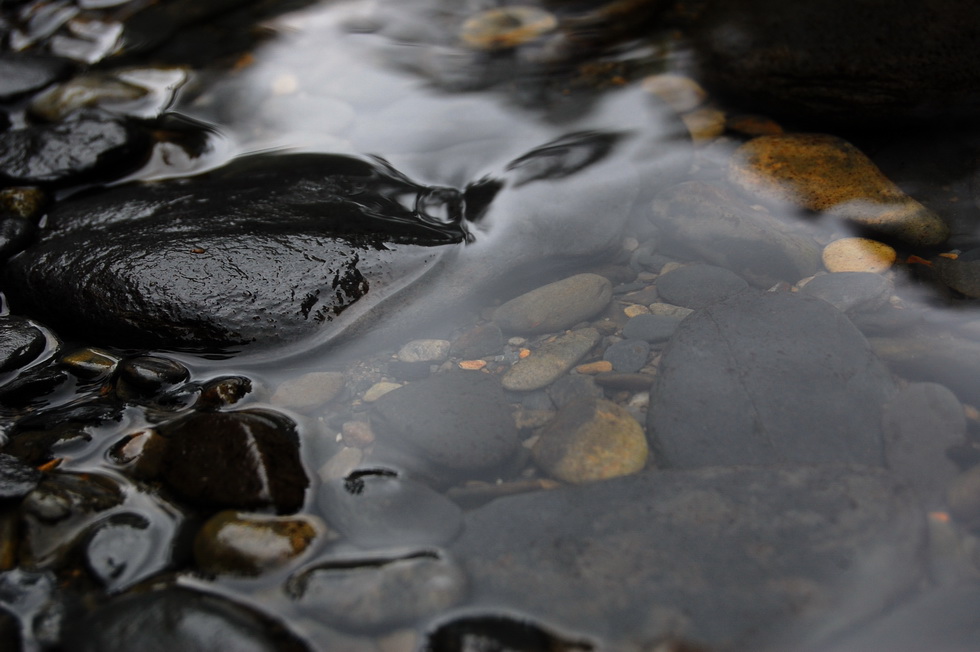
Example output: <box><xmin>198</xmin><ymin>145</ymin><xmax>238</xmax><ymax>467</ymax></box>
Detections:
<box><xmin>1</xmin><ymin>1</ymin><xmax>980</xmax><ymax>651</ymax></box>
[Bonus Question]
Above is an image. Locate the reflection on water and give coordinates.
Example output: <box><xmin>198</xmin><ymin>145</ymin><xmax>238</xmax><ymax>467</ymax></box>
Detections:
<box><xmin>1</xmin><ymin>0</ymin><xmax>980</xmax><ymax>651</ymax></box>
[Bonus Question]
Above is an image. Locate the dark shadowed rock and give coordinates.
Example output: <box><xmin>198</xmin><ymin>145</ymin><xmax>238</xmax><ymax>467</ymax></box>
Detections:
<box><xmin>450</xmin><ymin>465</ymin><xmax>923</xmax><ymax>649</ymax></box>
<box><xmin>0</xmin><ymin>110</ymin><xmax>150</xmax><ymax>186</ymax></box>
<box><xmin>61</xmin><ymin>587</ymin><xmax>310</xmax><ymax>652</ymax></box>
<box><xmin>690</xmin><ymin>0</ymin><xmax>980</xmax><ymax>123</ymax></box>
<box><xmin>156</xmin><ymin>409</ymin><xmax>309</xmax><ymax>513</ymax></box>
<box><xmin>0</xmin><ymin>316</ymin><xmax>46</xmax><ymax>372</ymax></box>
<box><xmin>648</xmin><ymin>290</ymin><xmax>894</xmax><ymax>468</ymax></box>
<box><xmin>0</xmin><ymin>453</ymin><xmax>42</xmax><ymax>500</ymax></box>
<box><xmin>654</xmin><ymin>264</ymin><xmax>749</xmax><ymax>309</ymax></box>
<box><xmin>2</xmin><ymin>152</ymin><xmax>461</xmax><ymax>351</ymax></box>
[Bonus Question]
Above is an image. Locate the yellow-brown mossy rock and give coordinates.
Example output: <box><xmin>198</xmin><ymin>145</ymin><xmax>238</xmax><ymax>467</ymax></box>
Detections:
<box><xmin>532</xmin><ymin>397</ymin><xmax>648</xmax><ymax>483</ymax></box>
<box><xmin>729</xmin><ymin>133</ymin><xmax>949</xmax><ymax>246</ymax></box>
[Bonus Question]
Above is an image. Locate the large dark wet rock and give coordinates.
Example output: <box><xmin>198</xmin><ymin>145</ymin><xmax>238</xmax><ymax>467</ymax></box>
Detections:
<box><xmin>450</xmin><ymin>465</ymin><xmax>923</xmax><ymax>649</ymax></box>
<box><xmin>0</xmin><ymin>110</ymin><xmax>150</xmax><ymax>186</ymax></box>
<box><xmin>0</xmin><ymin>53</ymin><xmax>73</xmax><ymax>101</ymax></box>
<box><xmin>648</xmin><ymin>290</ymin><xmax>895</xmax><ymax>468</ymax></box>
<box><xmin>690</xmin><ymin>0</ymin><xmax>980</xmax><ymax>124</ymax></box>
<box><xmin>61</xmin><ymin>587</ymin><xmax>311</xmax><ymax>652</ymax></box>
<box><xmin>2</xmin><ymin>152</ymin><xmax>462</xmax><ymax>351</ymax></box>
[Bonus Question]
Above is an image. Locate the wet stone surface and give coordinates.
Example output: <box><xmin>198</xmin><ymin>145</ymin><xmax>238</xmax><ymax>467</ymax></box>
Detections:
<box><xmin>649</xmin><ymin>290</ymin><xmax>894</xmax><ymax>468</ymax></box>
<box><xmin>451</xmin><ymin>464</ymin><xmax>923</xmax><ymax>649</ymax></box>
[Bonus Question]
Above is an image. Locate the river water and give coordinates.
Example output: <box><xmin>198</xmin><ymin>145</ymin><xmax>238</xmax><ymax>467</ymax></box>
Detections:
<box><xmin>2</xmin><ymin>1</ymin><xmax>980</xmax><ymax>651</ymax></box>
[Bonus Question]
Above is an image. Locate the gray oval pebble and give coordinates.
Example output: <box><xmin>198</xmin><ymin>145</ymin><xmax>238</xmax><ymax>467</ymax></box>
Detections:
<box><xmin>602</xmin><ymin>339</ymin><xmax>650</xmax><ymax>373</ymax></box>
<box><xmin>622</xmin><ymin>313</ymin><xmax>683</xmax><ymax>343</ymax></box>
<box><xmin>492</xmin><ymin>274</ymin><xmax>612</xmax><ymax>335</ymax></box>
<box><xmin>655</xmin><ymin>264</ymin><xmax>748</xmax><ymax>309</ymax></box>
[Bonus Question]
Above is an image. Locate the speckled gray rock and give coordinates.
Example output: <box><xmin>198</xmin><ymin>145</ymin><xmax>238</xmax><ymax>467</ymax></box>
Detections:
<box><xmin>622</xmin><ymin>313</ymin><xmax>683</xmax><ymax>343</ymax></box>
<box><xmin>502</xmin><ymin>328</ymin><xmax>601</xmax><ymax>391</ymax></box>
<box><xmin>602</xmin><ymin>339</ymin><xmax>650</xmax><ymax>373</ymax></box>
<box><xmin>547</xmin><ymin>374</ymin><xmax>603</xmax><ymax>408</ymax></box>
<box><xmin>396</xmin><ymin>339</ymin><xmax>451</xmax><ymax>363</ymax></box>
<box><xmin>372</xmin><ymin>371</ymin><xmax>518</xmax><ymax>475</ymax></box>
<box><xmin>649</xmin><ymin>290</ymin><xmax>894</xmax><ymax>468</ymax></box>
<box><xmin>654</xmin><ymin>264</ymin><xmax>749</xmax><ymax>309</ymax></box>
<box><xmin>881</xmin><ymin>382</ymin><xmax>965</xmax><ymax>504</ymax></box>
<box><xmin>799</xmin><ymin>272</ymin><xmax>893</xmax><ymax>313</ymax></box>
<box><xmin>651</xmin><ymin>181</ymin><xmax>822</xmax><ymax>286</ymax></box>
<box><xmin>451</xmin><ymin>465</ymin><xmax>923</xmax><ymax>649</ymax></box>
<box><xmin>492</xmin><ymin>274</ymin><xmax>612</xmax><ymax>335</ymax></box>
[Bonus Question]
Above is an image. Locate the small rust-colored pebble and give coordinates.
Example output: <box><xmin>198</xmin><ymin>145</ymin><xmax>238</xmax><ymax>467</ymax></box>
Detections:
<box><xmin>458</xmin><ymin>359</ymin><xmax>488</xmax><ymax>370</ymax></box>
<box><xmin>518</xmin><ymin>348</ymin><xmax>531</xmax><ymax>359</ymax></box>
<box><xmin>576</xmin><ymin>360</ymin><xmax>613</xmax><ymax>374</ymax></box>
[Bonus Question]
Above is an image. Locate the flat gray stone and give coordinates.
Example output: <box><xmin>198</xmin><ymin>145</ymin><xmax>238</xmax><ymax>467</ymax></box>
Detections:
<box><xmin>648</xmin><ymin>290</ymin><xmax>894</xmax><ymax>468</ymax></box>
<box><xmin>451</xmin><ymin>465</ymin><xmax>923</xmax><ymax>649</ymax></box>
<box><xmin>800</xmin><ymin>272</ymin><xmax>894</xmax><ymax>313</ymax></box>
<box><xmin>502</xmin><ymin>328</ymin><xmax>601</xmax><ymax>391</ymax></box>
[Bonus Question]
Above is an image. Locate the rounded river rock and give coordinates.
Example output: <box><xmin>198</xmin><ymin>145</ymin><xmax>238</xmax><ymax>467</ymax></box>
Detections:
<box><xmin>648</xmin><ymin>290</ymin><xmax>895</xmax><ymax>468</ymax></box>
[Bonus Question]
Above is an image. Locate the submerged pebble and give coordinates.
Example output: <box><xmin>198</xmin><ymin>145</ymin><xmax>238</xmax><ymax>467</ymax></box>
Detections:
<box><xmin>459</xmin><ymin>7</ymin><xmax>557</xmax><ymax>50</ymax></box>
<box><xmin>0</xmin><ymin>316</ymin><xmax>46</xmax><ymax>373</ymax></box>
<box><xmin>0</xmin><ymin>53</ymin><xmax>73</xmax><ymax>101</ymax></box>
<box><xmin>271</xmin><ymin>371</ymin><xmax>345</xmax><ymax>409</ymax></box>
<box><xmin>822</xmin><ymin>237</ymin><xmax>896</xmax><ymax>273</ymax></box>
<box><xmin>532</xmin><ymin>397</ymin><xmax>648</xmax><ymax>484</ymax></box>
<box><xmin>602</xmin><ymin>339</ymin><xmax>650</xmax><ymax>373</ymax></box>
<box><xmin>729</xmin><ymin>134</ymin><xmax>950</xmax><ymax>246</ymax></box>
<box><xmin>493</xmin><ymin>273</ymin><xmax>612</xmax><ymax>335</ymax></box>
<box><xmin>502</xmin><ymin>328</ymin><xmax>601</xmax><ymax>391</ymax></box>
<box><xmin>799</xmin><ymin>271</ymin><xmax>893</xmax><ymax>313</ymax></box>
<box><xmin>372</xmin><ymin>371</ymin><xmax>518</xmax><ymax>475</ymax></box>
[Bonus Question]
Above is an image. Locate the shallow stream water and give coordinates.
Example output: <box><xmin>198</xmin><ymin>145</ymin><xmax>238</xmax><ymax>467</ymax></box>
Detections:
<box><xmin>2</xmin><ymin>1</ymin><xmax>980</xmax><ymax>651</ymax></box>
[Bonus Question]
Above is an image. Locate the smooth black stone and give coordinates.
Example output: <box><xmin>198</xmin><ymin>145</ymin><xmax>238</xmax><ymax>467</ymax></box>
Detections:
<box><xmin>0</xmin><ymin>452</ymin><xmax>42</xmax><ymax>500</ymax></box>
<box><xmin>0</xmin><ymin>605</ymin><xmax>19</xmax><ymax>651</ymax></box>
<box><xmin>0</xmin><ymin>110</ymin><xmax>149</xmax><ymax>186</ymax></box>
<box><xmin>450</xmin><ymin>465</ymin><xmax>922</xmax><ymax>648</ymax></box>
<box><xmin>1</xmin><ymin>426</ymin><xmax>92</xmax><ymax>467</ymax></box>
<box><xmin>0</xmin><ymin>111</ymin><xmax>9</xmax><ymax>132</ymax></box>
<box><xmin>0</xmin><ymin>53</ymin><xmax>73</xmax><ymax>101</ymax></box>
<box><xmin>118</xmin><ymin>356</ymin><xmax>189</xmax><ymax>394</ymax></box>
<box><xmin>372</xmin><ymin>371</ymin><xmax>519</xmax><ymax>476</ymax></box>
<box><xmin>61</xmin><ymin>587</ymin><xmax>311</xmax><ymax>652</ymax></box>
<box><xmin>0</xmin><ymin>217</ymin><xmax>36</xmax><ymax>260</ymax></box>
<box><xmin>3</xmin><ymin>152</ymin><xmax>464</xmax><ymax>351</ymax></box>
<box><xmin>0</xmin><ymin>316</ymin><xmax>46</xmax><ymax>372</ymax></box>
<box><xmin>317</xmin><ymin>472</ymin><xmax>462</xmax><ymax>549</ymax></box>
<box><xmin>622</xmin><ymin>313</ymin><xmax>682</xmax><ymax>343</ymax></box>
<box><xmin>648</xmin><ymin>291</ymin><xmax>894</xmax><ymax>468</ymax></box>
<box><xmin>0</xmin><ymin>364</ymin><xmax>68</xmax><ymax>409</ymax></box>
<box><xmin>691</xmin><ymin>0</ymin><xmax>980</xmax><ymax>124</ymax></box>
<box><xmin>602</xmin><ymin>339</ymin><xmax>650</xmax><ymax>373</ymax></box>
<box><xmin>655</xmin><ymin>264</ymin><xmax>749</xmax><ymax>309</ymax></box>
<box><xmin>157</xmin><ymin>409</ymin><xmax>308</xmax><ymax>514</ymax></box>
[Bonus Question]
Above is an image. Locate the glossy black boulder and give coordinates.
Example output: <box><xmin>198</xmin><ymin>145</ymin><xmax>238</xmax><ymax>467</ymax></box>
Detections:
<box><xmin>2</xmin><ymin>152</ymin><xmax>467</xmax><ymax>351</ymax></box>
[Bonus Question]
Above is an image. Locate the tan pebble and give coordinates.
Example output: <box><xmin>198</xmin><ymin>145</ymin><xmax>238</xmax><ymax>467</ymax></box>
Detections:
<box><xmin>729</xmin><ymin>133</ymin><xmax>949</xmax><ymax>246</ymax></box>
<box><xmin>726</xmin><ymin>114</ymin><xmax>783</xmax><ymax>137</ymax></box>
<box><xmin>362</xmin><ymin>381</ymin><xmax>401</xmax><ymax>402</ymax></box>
<box><xmin>341</xmin><ymin>420</ymin><xmax>375</xmax><ymax>448</ymax></box>
<box><xmin>964</xmin><ymin>404</ymin><xmax>980</xmax><ymax>422</ymax></box>
<box><xmin>271</xmin><ymin>371</ymin><xmax>345</xmax><ymax>409</ymax></box>
<box><xmin>507</xmin><ymin>337</ymin><xmax>527</xmax><ymax>346</ymax></box>
<box><xmin>822</xmin><ymin>237</ymin><xmax>896</xmax><ymax>273</ymax></box>
<box><xmin>623</xmin><ymin>304</ymin><xmax>650</xmax><ymax>318</ymax></box>
<box><xmin>518</xmin><ymin>348</ymin><xmax>531</xmax><ymax>359</ymax></box>
<box><xmin>947</xmin><ymin>466</ymin><xmax>980</xmax><ymax>526</ymax></box>
<box><xmin>318</xmin><ymin>446</ymin><xmax>364</xmax><ymax>481</ymax></box>
<box><xmin>681</xmin><ymin>107</ymin><xmax>726</xmax><ymax>143</ymax></box>
<box><xmin>271</xmin><ymin>73</ymin><xmax>298</xmax><ymax>95</ymax></box>
<box><xmin>460</xmin><ymin>7</ymin><xmax>557</xmax><ymax>50</ymax></box>
<box><xmin>458</xmin><ymin>359</ymin><xmax>487</xmax><ymax>370</ymax></box>
<box><xmin>513</xmin><ymin>408</ymin><xmax>555</xmax><ymax>430</ymax></box>
<box><xmin>648</xmin><ymin>302</ymin><xmax>694</xmax><ymax>319</ymax></box>
<box><xmin>576</xmin><ymin>360</ymin><xmax>613</xmax><ymax>374</ymax></box>
<box><xmin>622</xmin><ymin>236</ymin><xmax>640</xmax><ymax>252</ymax></box>
<box><xmin>660</xmin><ymin>261</ymin><xmax>684</xmax><ymax>275</ymax></box>
<box><xmin>641</xmin><ymin>73</ymin><xmax>706</xmax><ymax>113</ymax></box>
